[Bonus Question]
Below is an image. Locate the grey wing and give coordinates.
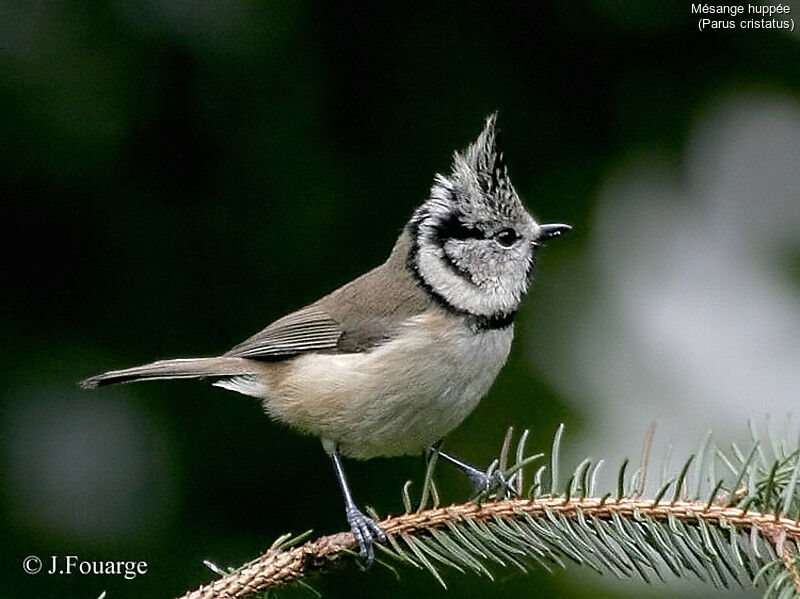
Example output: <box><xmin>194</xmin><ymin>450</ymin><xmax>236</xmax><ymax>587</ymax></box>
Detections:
<box><xmin>225</xmin><ymin>238</ymin><xmax>436</xmax><ymax>360</ymax></box>
<box><xmin>224</xmin><ymin>307</ymin><xmax>343</xmax><ymax>359</ymax></box>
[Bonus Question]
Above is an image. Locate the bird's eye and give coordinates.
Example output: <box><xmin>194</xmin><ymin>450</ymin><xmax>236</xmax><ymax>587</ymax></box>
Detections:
<box><xmin>495</xmin><ymin>228</ymin><xmax>518</xmax><ymax>247</ymax></box>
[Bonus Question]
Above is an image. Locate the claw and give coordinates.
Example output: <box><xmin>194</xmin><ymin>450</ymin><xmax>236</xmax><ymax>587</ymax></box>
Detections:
<box><xmin>467</xmin><ymin>467</ymin><xmax>517</xmax><ymax>499</ymax></box>
<box><xmin>433</xmin><ymin>448</ymin><xmax>518</xmax><ymax>500</ymax></box>
<box><xmin>346</xmin><ymin>505</ymin><xmax>386</xmax><ymax>564</ymax></box>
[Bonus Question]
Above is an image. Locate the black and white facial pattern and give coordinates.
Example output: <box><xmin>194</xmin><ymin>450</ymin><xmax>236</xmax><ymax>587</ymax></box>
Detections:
<box><xmin>409</xmin><ymin>115</ymin><xmax>545</xmax><ymax>321</ymax></box>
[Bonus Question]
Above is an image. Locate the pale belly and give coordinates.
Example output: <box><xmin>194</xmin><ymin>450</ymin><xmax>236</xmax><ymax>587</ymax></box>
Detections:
<box><xmin>257</xmin><ymin>312</ymin><xmax>513</xmax><ymax>459</ymax></box>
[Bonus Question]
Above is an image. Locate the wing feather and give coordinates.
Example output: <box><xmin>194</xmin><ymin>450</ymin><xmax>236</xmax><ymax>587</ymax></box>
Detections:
<box><xmin>224</xmin><ymin>307</ymin><xmax>342</xmax><ymax>359</ymax></box>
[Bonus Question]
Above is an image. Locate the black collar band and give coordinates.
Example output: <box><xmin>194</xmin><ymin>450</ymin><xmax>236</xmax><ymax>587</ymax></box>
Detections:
<box><xmin>464</xmin><ymin>311</ymin><xmax>515</xmax><ymax>332</ymax></box>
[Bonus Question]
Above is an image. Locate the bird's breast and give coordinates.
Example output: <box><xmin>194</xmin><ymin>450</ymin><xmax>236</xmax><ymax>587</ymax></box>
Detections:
<box><xmin>263</xmin><ymin>310</ymin><xmax>514</xmax><ymax>459</ymax></box>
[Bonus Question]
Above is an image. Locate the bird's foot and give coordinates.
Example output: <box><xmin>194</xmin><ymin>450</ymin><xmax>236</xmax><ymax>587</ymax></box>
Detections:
<box><xmin>432</xmin><ymin>447</ymin><xmax>517</xmax><ymax>500</ymax></box>
<box><xmin>346</xmin><ymin>504</ymin><xmax>387</xmax><ymax>564</ymax></box>
<box><xmin>466</xmin><ymin>464</ymin><xmax>516</xmax><ymax>500</ymax></box>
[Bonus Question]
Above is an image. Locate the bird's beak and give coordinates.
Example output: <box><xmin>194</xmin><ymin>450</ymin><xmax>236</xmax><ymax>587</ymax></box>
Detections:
<box><xmin>536</xmin><ymin>223</ymin><xmax>572</xmax><ymax>243</ymax></box>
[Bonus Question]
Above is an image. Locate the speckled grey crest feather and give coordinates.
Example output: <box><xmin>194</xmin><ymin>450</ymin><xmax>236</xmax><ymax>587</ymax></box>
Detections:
<box><xmin>457</xmin><ymin>112</ymin><xmax>520</xmax><ymax>217</ymax></box>
<box><xmin>412</xmin><ymin>113</ymin><xmax>527</xmax><ymax>234</ymax></box>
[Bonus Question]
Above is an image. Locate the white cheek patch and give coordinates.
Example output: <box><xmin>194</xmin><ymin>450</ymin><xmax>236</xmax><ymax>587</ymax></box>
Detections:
<box><xmin>415</xmin><ymin>242</ymin><xmax>524</xmax><ymax>316</ymax></box>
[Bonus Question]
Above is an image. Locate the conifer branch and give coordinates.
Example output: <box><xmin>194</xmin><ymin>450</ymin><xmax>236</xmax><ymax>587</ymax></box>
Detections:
<box><xmin>176</xmin><ymin>424</ymin><xmax>800</xmax><ymax>599</ymax></box>
<box><xmin>178</xmin><ymin>498</ymin><xmax>800</xmax><ymax>599</ymax></box>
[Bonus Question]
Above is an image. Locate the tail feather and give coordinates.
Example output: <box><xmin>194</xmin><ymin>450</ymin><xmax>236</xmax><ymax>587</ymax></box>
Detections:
<box><xmin>79</xmin><ymin>357</ymin><xmax>255</xmax><ymax>389</ymax></box>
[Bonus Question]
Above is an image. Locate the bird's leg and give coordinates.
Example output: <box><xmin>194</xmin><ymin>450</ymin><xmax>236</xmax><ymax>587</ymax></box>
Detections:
<box><xmin>330</xmin><ymin>443</ymin><xmax>386</xmax><ymax>564</ymax></box>
<box><xmin>432</xmin><ymin>445</ymin><xmax>516</xmax><ymax>499</ymax></box>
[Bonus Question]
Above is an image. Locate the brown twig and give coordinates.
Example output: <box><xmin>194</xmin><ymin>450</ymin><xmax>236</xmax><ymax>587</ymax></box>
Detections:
<box><xmin>781</xmin><ymin>542</ymin><xmax>800</xmax><ymax>594</ymax></box>
<box><xmin>763</xmin><ymin>527</ymin><xmax>800</xmax><ymax>595</ymax></box>
<box><xmin>176</xmin><ymin>497</ymin><xmax>800</xmax><ymax>599</ymax></box>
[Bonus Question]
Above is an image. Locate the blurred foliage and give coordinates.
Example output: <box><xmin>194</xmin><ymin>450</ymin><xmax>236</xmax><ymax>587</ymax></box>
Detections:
<box><xmin>0</xmin><ymin>2</ymin><xmax>798</xmax><ymax>598</ymax></box>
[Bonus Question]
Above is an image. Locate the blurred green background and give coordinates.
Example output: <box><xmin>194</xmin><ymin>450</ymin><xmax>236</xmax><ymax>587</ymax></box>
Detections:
<box><xmin>2</xmin><ymin>2</ymin><xmax>799</xmax><ymax>598</ymax></box>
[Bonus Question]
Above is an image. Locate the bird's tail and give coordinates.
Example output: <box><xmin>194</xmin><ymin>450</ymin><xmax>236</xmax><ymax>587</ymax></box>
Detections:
<box><xmin>79</xmin><ymin>357</ymin><xmax>256</xmax><ymax>389</ymax></box>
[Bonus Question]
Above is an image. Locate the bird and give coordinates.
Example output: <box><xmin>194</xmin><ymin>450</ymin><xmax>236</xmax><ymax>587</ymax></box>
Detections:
<box><xmin>80</xmin><ymin>114</ymin><xmax>570</xmax><ymax>562</ymax></box>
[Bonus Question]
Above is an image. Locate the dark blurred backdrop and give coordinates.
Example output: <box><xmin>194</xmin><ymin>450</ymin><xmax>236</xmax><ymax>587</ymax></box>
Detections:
<box><xmin>2</xmin><ymin>2</ymin><xmax>799</xmax><ymax>598</ymax></box>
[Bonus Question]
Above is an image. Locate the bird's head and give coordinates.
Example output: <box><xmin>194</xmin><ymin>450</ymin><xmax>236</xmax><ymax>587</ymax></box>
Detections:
<box><xmin>408</xmin><ymin>114</ymin><xmax>570</xmax><ymax>320</ymax></box>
